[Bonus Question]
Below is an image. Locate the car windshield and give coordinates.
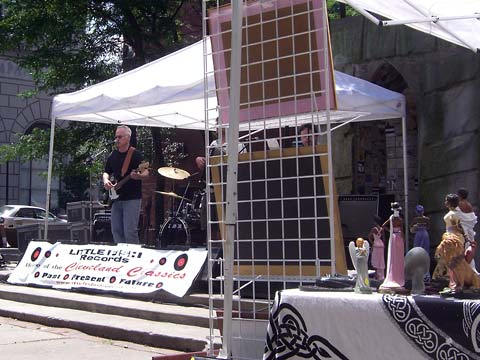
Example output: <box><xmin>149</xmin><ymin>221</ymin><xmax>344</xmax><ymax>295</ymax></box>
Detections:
<box><xmin>0</xmin><ymin>205</ymin><xmax>16</xmax><ymax>217</ymax></box>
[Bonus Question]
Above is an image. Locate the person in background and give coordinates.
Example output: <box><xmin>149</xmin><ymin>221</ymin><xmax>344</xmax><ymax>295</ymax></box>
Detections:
<box><xmin>195</xmin><ymin>127</ymin><xmax>246</xmax><ymax>172</ymax></box>
<box><xmin>299</xmin><ymin>123</ymin><xmax>319</xmax><ymax>147</ymax></box>
<box><xmin>103</xmin><ymin>125</ymin><xmax>149</xmax><ymax>244</ymax></box>
<box><xmin>194</xmin><ymin>127</ymin><xmax>245</xmax><ymax>241</ymax></box>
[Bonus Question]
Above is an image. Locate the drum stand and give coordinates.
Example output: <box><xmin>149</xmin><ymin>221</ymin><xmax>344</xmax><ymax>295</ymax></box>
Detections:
<box><xmin>175</xmin><ymin>178</ymin><xmax>191</xmax><ymax>218</ymax></box>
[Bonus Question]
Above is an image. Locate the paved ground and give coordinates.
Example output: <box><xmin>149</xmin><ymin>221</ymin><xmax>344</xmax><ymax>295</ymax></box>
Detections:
<box><xmin>0</xmin><ymin>316</ymin><xmax>182</xmax><ymax>360</ymax></box>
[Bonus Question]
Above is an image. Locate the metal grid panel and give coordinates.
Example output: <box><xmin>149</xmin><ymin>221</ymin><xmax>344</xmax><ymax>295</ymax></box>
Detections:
<box><xmin>202</xmin><ymin>1</ymin><xmax>344</xmax><ymax>358</ymax></box>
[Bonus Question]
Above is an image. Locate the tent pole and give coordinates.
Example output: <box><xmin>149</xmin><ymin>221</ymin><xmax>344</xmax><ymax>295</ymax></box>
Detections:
<box><xmin>342</xmin><ymin>0</ymin><xmax>380</xmax><ymax>26</ymax></box>
<box><xmin>44</xmin><ymin>116</ymin><xmax>56</xmax><ymax>239</ymax></box>
<box><xmin>381</xmin><ymin>14</ymin><xmax>480</xmax><ymax>26</ymax></box>
<box><xmin>402</xmin><ymin>0</ymin><xmax>478</xmax><ymax>53</ymax></box>
<box><xmin>402</xmin><ymin>116</ymin><xmax>409</xmax><ymax>251</ymax></box>
<box><xmin>339</xmin><ymin>0</ymin><xmax>478</xmax><ymax>53</ymax></box>
<box><xmin>323</xmin><ymin>1</ymin><xmax>335</xmax><ymax>276</ymax></box>
<box><xmin>219</xmin><ymin>1</ymin><xmax>242</xmax><ymax>358</ymax></box>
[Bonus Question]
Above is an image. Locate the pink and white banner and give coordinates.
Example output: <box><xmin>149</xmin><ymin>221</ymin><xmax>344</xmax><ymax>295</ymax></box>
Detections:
<box><xmin>8</xmin><ymin>241</ymin><xmax>208</xmax><ymax>298</ymax></box>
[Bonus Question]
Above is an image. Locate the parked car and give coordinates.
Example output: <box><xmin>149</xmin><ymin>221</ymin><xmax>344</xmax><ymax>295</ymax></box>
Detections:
<box><xmin>0</xmin><ymin>205</ymin><xmax>67</xmax><ymax>247</ymax></box>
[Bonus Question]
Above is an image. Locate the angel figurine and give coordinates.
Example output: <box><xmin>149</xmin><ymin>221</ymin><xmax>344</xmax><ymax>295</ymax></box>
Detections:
<box><xmin>349</xmin><ymin>237</ymin><xmax>372</xmax><ymax>294</ymax></box>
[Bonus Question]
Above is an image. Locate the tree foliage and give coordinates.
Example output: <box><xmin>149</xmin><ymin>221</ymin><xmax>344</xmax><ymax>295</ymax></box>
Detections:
<box><xmin>0</xmin><ymin>0</ymin><xmax>353</xmax><ymax>93</ymax></box>
<box><xmin>0</xmin><ymin>123</ymin><xmax>111</xmax><ymax>206</ymax></box>
<box><xmin>0</xmin><ymin>0</ymin><xmax>202</xmax><ymax>205</ymax></box>
<box><xmin>326</xmin><ymin>0</ymin><xmax>359</xmax><ymax>19</ymax></box>
<box><xmin>0</xmin><ymin>0</ymin><xmax>355</xmax><ymax>206</ymax></box>
<box><xmin>0</xmin><ymin>0</ymin><xmax>201</xmax><ymax>92</ymax></box>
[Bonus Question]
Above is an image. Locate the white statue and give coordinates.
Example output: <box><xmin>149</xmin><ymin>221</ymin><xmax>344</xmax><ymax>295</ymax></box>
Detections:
<box><xmin>349</xmin><ymin>237</ymin><xmax>372</xmax><ymax>294</ymax></box>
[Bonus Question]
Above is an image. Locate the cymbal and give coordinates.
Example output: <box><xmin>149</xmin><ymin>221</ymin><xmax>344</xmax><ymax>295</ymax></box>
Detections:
<box><xmin>155</xmin><ymin>191</ymin><xmax>191</xmax><ymax>202</ymax></box>
<box><xmin>157</xmin><ymin>167</ymin><xmax>190</xmax><ymax>180</ymax></box>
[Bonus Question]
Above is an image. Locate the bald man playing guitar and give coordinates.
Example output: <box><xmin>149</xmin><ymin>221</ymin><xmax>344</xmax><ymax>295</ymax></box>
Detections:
<box><xmin>103</xmin><ymin>125</ymin><xmax>149</xmax><ymax>244</ymax></box>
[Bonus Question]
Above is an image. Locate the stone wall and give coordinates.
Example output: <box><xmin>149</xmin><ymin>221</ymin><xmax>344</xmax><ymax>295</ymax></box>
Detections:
<box><xmin>0</xmin><ymin>56</ymin><xmax>61</xmax><ymax>208</ymax></box>
<box><xmin>330</xmin><ymin>16</ymin><xmax>480</xmax><ymax>248</ymax></box>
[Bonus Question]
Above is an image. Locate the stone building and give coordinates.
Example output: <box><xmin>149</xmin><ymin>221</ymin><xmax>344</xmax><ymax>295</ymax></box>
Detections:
<box><xmin>329</xmin><ymin>16</ymin><xmax>480</xmax><ymax>248</ymax></box>
<box><xmin>0</xmin><ymin>56</ymin><xmax>63</xmax><ymax>209</ymax></box>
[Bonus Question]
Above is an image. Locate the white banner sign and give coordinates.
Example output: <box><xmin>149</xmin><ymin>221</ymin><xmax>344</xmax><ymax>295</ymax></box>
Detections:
<box><xmin>8</xmin><ymin>241</ymin><xmax>208</xmax><ymax>298</ymax></box>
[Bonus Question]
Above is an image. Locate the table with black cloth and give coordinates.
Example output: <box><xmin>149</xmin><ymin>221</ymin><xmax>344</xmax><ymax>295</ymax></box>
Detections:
<box><xmin>263</xmin><ymin>288</ymin><xmax>480</xmax><ymax>360</ymax></box>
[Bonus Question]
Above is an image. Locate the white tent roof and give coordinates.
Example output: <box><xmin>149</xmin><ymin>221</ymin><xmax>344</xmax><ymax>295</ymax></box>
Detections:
<box><xmin>52</xmin><ymin>39</ymin><xmax>218</xmax><ymax>130</ymax></box>
<box><xmin>51</xmin><ymin>39</ymin><xmax>405</xmax><ymax>129</ymax></box>
<box><xmin>241</xmin><ymin>70</ymin><xmax>405</xmax><ymax>131</ymax></box>
<box><xmin>339</xmin><ymin>0</ymin><xmax>480</xmax><ymax>52</ymax></box>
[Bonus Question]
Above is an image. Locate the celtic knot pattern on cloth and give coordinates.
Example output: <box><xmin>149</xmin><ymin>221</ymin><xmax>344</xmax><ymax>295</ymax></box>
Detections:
<box><xmin>382</xmin><ymin>294</ymin><xmax>474</xmax><ymax>359</ymax></box>
<box><xmin>263</xmin><ymin>300</ymin><xmax>348</xmax><ymax>360</ymax></box>
<box><xmin>384</xmin><ymin>293</ymin><xmax>411</xmax><ymax>321</ymax></box>
<box><xmin>463</xmin><ymin>301</ymin><xmax>480</xmax><ymax>352</ymax></box>
<box><xmin>437</xmin><ymin>343</ymin><xmax>470</xmax><ymax>360</ymax></box>
<box><xmin>404</xmin><ymin>318</ymin><xmax>438</xmax><ymax>353</ymax></box>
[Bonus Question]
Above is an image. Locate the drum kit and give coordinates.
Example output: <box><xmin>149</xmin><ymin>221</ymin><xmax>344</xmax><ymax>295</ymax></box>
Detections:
<box><xmin>156</xmin><ymin>166</ymin><xmax>206</xmax><ymax>248</ymax></box>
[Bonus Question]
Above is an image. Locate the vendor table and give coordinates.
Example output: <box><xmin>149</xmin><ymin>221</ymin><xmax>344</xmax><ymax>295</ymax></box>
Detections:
<box><xmin>263</xmin><ymin>288</ymin><xmax>480</xmax><ymax>360</ymax></box>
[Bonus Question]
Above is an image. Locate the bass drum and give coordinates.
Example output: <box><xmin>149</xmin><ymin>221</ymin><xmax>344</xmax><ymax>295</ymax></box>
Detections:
<box><xmin>157</xmin><ymin>216</ymin><xmax>191</xmax><ymax>248</ymax></box>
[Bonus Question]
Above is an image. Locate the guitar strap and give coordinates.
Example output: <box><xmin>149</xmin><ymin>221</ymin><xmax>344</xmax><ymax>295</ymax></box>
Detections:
<box><xmin>121</xmin><ymin>146</ymin><xmax>136</xmax><ymax>177</ymax></box>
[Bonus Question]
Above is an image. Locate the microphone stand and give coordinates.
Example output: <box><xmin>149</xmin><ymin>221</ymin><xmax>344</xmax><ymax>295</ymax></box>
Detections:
<box><xmin>85</xmin><ymin>147</ymin><xmax>109</xmax><ymax>243</ymax></box>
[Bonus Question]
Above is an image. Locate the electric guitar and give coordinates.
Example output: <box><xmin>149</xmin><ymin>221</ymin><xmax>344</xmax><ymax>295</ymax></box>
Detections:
<box><xmin>107</xmin><ymin>161</ymin><xmax>150</xmax><ymax>202</ymax></box>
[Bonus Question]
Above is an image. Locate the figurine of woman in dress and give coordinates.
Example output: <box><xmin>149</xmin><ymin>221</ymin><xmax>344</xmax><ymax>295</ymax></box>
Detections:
<box><xmin>456</xmin><ymin>188</ymin><xmax>477</xmax><ymax>271</ymax></box>
<box><xmin>433</xmin><ymin>193</ymin><xmax>480</xmax><ymax>292</ymax></box>
<box><xmin>379</xmin><ymin>202</ymin><xmax>405</xmax><ymax>292</ymax></box>
<box><xmin>433</xmin><ymin>194</ymin><xmax>477</xmax><ymax>280</ymax></box>
<box><xmin>410</xmin><ymin>204</ymin><xmax>431</xmax><ymax>281</ymax></box>
<box><xmin>368</xmin><ymin>215</ymin><xmax>385</xmax><ymax>281</ymax></box>
<box><xmin>410</xmin><ymin>204</ymin><xmax>430</xmax><ymax>253</ymax></box>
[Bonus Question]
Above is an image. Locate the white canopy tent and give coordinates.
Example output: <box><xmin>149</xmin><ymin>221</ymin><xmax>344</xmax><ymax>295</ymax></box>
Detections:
<box><xmin>240</xmin><ymin>69</ymin><xmax>405</xmax><ymax>132</ymax></box>
<box><xmin>51</xmin><ymin>39</ymin><xmax>218</xmax><ymax>129</ymax></box>
<box><xmin>338</xmin><ymin>0</ymin><xmax>480</xmax><ymax>53</ymax></box>
<box><xmin>51</xmin><ymin>39</ymin><xmax>404</xmax><ymax>127</ymax></box>
<box><xmin>46</xmin><ymin>38</ymin><xmax>406</xmax><ymax>236</ymax></box>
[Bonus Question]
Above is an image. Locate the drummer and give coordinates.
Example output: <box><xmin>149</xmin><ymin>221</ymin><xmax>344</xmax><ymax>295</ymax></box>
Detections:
<box><xmin>194</xmin><ymin>127</ymin><xmax>246</xmax><ymax>240</ymax></box>
<box><xmin>163</xmin><ymin>128</ymin><xmax>205</xmax><ymax>206</ymax></box>
<box><xmin>195</xmin><ymin>127</ymin><xmax>246</xmax><ymax>171</ymax></box>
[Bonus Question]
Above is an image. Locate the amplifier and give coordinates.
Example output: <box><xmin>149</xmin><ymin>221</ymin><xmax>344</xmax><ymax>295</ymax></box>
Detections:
<box><xmin>67</xmin><ymin>201</ymin><xmax>106</xmax><ymax>223</ymax></box>
<box><xmin>17</xmin><ymin>223</ymin><xmax>71</xmax><ymax>252</ymax></box>
<box><xmin>94</xmin><ymin>212</ymin><xmax>111</xmax><ymax>223</ymax></box>
<box><xmin>70</xmin><ymin>221</ymin><xmax>89</xmax><ymax>244</ymax></box>
<box><xmin>93</xmin><ymin>212</ymin><xmax>113</xmax><ymax>243</ymax></box>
